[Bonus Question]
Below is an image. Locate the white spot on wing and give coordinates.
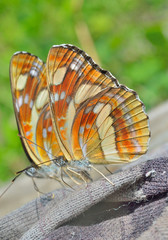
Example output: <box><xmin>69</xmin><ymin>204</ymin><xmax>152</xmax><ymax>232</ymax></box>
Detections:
<box><xmin>70</xmin><ymin>58</ymin><xmax>83</xmax><ymax>71</ymax></box>
<box><xmin>43</xmin><ymin>128</ymin><xmax>47</xmax><ymax>138</ymax></box>
<box><xmin>54</xmin><ymin>93</ymin><xmax>59</xmax><ymax>102</ymax></box>
<box><xmin>29</xmin><ymin>100</ymin><xmax>33</xmax><ymax>109</ymax></box>
<box><xmin>30</xmin><ymin>68</ymin><xmax>38</xmax><ymax>77</ymax></box>
<box><xmin>26</xmin><ymin>130</ymin><xmax>31</xmax><ymax>136</ymax></box>
<box><xmin>79</xmin><ymin>126</ymin><xmax>84</xmax><ymax>134</ymax></box>
<box><xmin>33</xmin><ymin>61</ymin><xmax>42</xmax><ymax>69</ymax></box>
<box><xmin>24</xmin><ymin>94</ymin><xmax>29</xmax><ymax>104</ymax></box>
<box><xmin>48</xmin><ymin>126</ymin><xmax>52</xmax><ymax>132</ymax></box>
<box><xmin>60</xmin><ymin>91</ymin><xmax>65</xmax><ymax>100</ymax></box>
<box><xmin>18</xmin><ymin>96</ymin><xmax>23</xmax><ymax>107</ymax></box>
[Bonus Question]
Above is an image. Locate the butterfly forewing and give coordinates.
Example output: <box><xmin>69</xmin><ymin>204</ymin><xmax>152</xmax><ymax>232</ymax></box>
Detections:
<box><xmin>10</xmin><ymin>52</ymin><xmax>62</xmax><ymax>166</ymax></box>
<box><xmin>46</xmin><ymin>44</ymin><xmax>119</xmax><ymax>161</ymax></box>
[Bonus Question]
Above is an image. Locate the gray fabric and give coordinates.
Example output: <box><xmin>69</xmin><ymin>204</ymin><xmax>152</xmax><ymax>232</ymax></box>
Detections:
<box><xmin>137</xmin><ymin>206</ymin><xmax>168</xmax><ymax>240</ymax></box>
<box><xmin>0</xmin><ymin>152</ymin><xmax>168</xmax><ymax>239</ymax></box>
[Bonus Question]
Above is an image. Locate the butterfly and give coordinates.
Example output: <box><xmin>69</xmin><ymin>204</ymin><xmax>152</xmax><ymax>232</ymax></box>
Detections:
<box><xmin>10</xmin><ymin>44</ymin><xmax>150</xmax><ymax>185</ymax></box>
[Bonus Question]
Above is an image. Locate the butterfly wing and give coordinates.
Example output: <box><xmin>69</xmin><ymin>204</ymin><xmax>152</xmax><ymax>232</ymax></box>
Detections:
<box><xmin>46</xmin><ymin>44</ymin><xmax>119</xmax><ymax>160</ymax></box>
<box><xmin>46</xmin><ymin>44</ymin><xmax>150</xmax><ymax>164</ymax></box>
<box><xmin>71</xmin><ymin>86</ymin><xmax>150</xmax><ymax>163</ymax></box>
<box><xmin>10</xmin><ymin>52</ymin><xmax>62</xmax><ymax>166</ymax></box>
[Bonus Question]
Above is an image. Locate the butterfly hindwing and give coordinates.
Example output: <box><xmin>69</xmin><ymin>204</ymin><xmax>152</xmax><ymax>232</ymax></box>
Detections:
<box><xmin>71</xmin><ymin>85</ymin><xmax>150</xmax><ymax>163</ymax></box>
<box><xmin>10</xmin><ymin>52</ymin><xmax>62</xmax><ymax>166</ymax></box>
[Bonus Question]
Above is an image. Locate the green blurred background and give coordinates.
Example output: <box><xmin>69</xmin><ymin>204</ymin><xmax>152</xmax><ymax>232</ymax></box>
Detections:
<box><xmin>0</xmin><ymin>0</ymin><xmax>168</xmax><ymax>182</ymax></box>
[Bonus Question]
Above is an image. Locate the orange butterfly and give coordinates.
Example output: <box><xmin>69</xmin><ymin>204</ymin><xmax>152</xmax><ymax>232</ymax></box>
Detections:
<box><xmin>10</xmin><ymin>44</ymin><xmax>150</xmax><ymax>184</ymax></box>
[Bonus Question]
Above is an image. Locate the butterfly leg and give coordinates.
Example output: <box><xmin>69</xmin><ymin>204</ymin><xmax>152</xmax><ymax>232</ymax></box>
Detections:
<box><xmin>58</xmin><ymin>167</ymin><xmax>75</xmax><ymax>189</ymax></box>
<box><xmin>32</xmin><ymin>177</ymin><xmax>54</xmax><ymax>200</ymax></box>
<box><xmin>31</xmin><ymin>177</ymin><xmax>46</xmax><ymax>195</ymax></box>
<box><xmin>63</xmin><ymin>167</ymin><xmax>83</xmax><ymax>185</ymax></box>
<box><xmin>90</xmin><ymin>165</ymin><xmax>114</xmax><ymax>185</ymax></box>
<box><xmin>66</xmin><ymin>166</ymin><xmax>92</xmax><ymax>185</ymax></box>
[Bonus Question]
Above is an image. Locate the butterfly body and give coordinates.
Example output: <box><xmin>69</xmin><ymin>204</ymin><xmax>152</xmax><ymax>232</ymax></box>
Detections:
<box><xmin>25</xmin><ymin>158</ymin><xmax>66</xmax><ymax>179</ymax></box>
<box><xmin>10</xmin><ymin>44</ymin><xmax>150</xmax><ymax>185</ymax></box>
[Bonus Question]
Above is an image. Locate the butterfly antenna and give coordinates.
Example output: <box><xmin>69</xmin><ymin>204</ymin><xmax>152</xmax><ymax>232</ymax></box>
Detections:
<box><xmin>90</xmin><ymin>165</ymin><xmax>115</xmax><ymax>186</ymax></box>
<box><xmin>0</xmin><ymin>171</ymin><xmax>23</xmax><ymax>199</ymax></box>
<box><xmin>16</xmin><ymin>165</ymin><xmax>34</xmax><ymax>174</ymax></box>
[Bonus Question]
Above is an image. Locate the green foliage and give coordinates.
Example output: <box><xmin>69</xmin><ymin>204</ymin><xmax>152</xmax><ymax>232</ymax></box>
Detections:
<box><xmin>0</xmin><ymin>0</ymin><xmax>167</xmax><ymax>181</ymax></box>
